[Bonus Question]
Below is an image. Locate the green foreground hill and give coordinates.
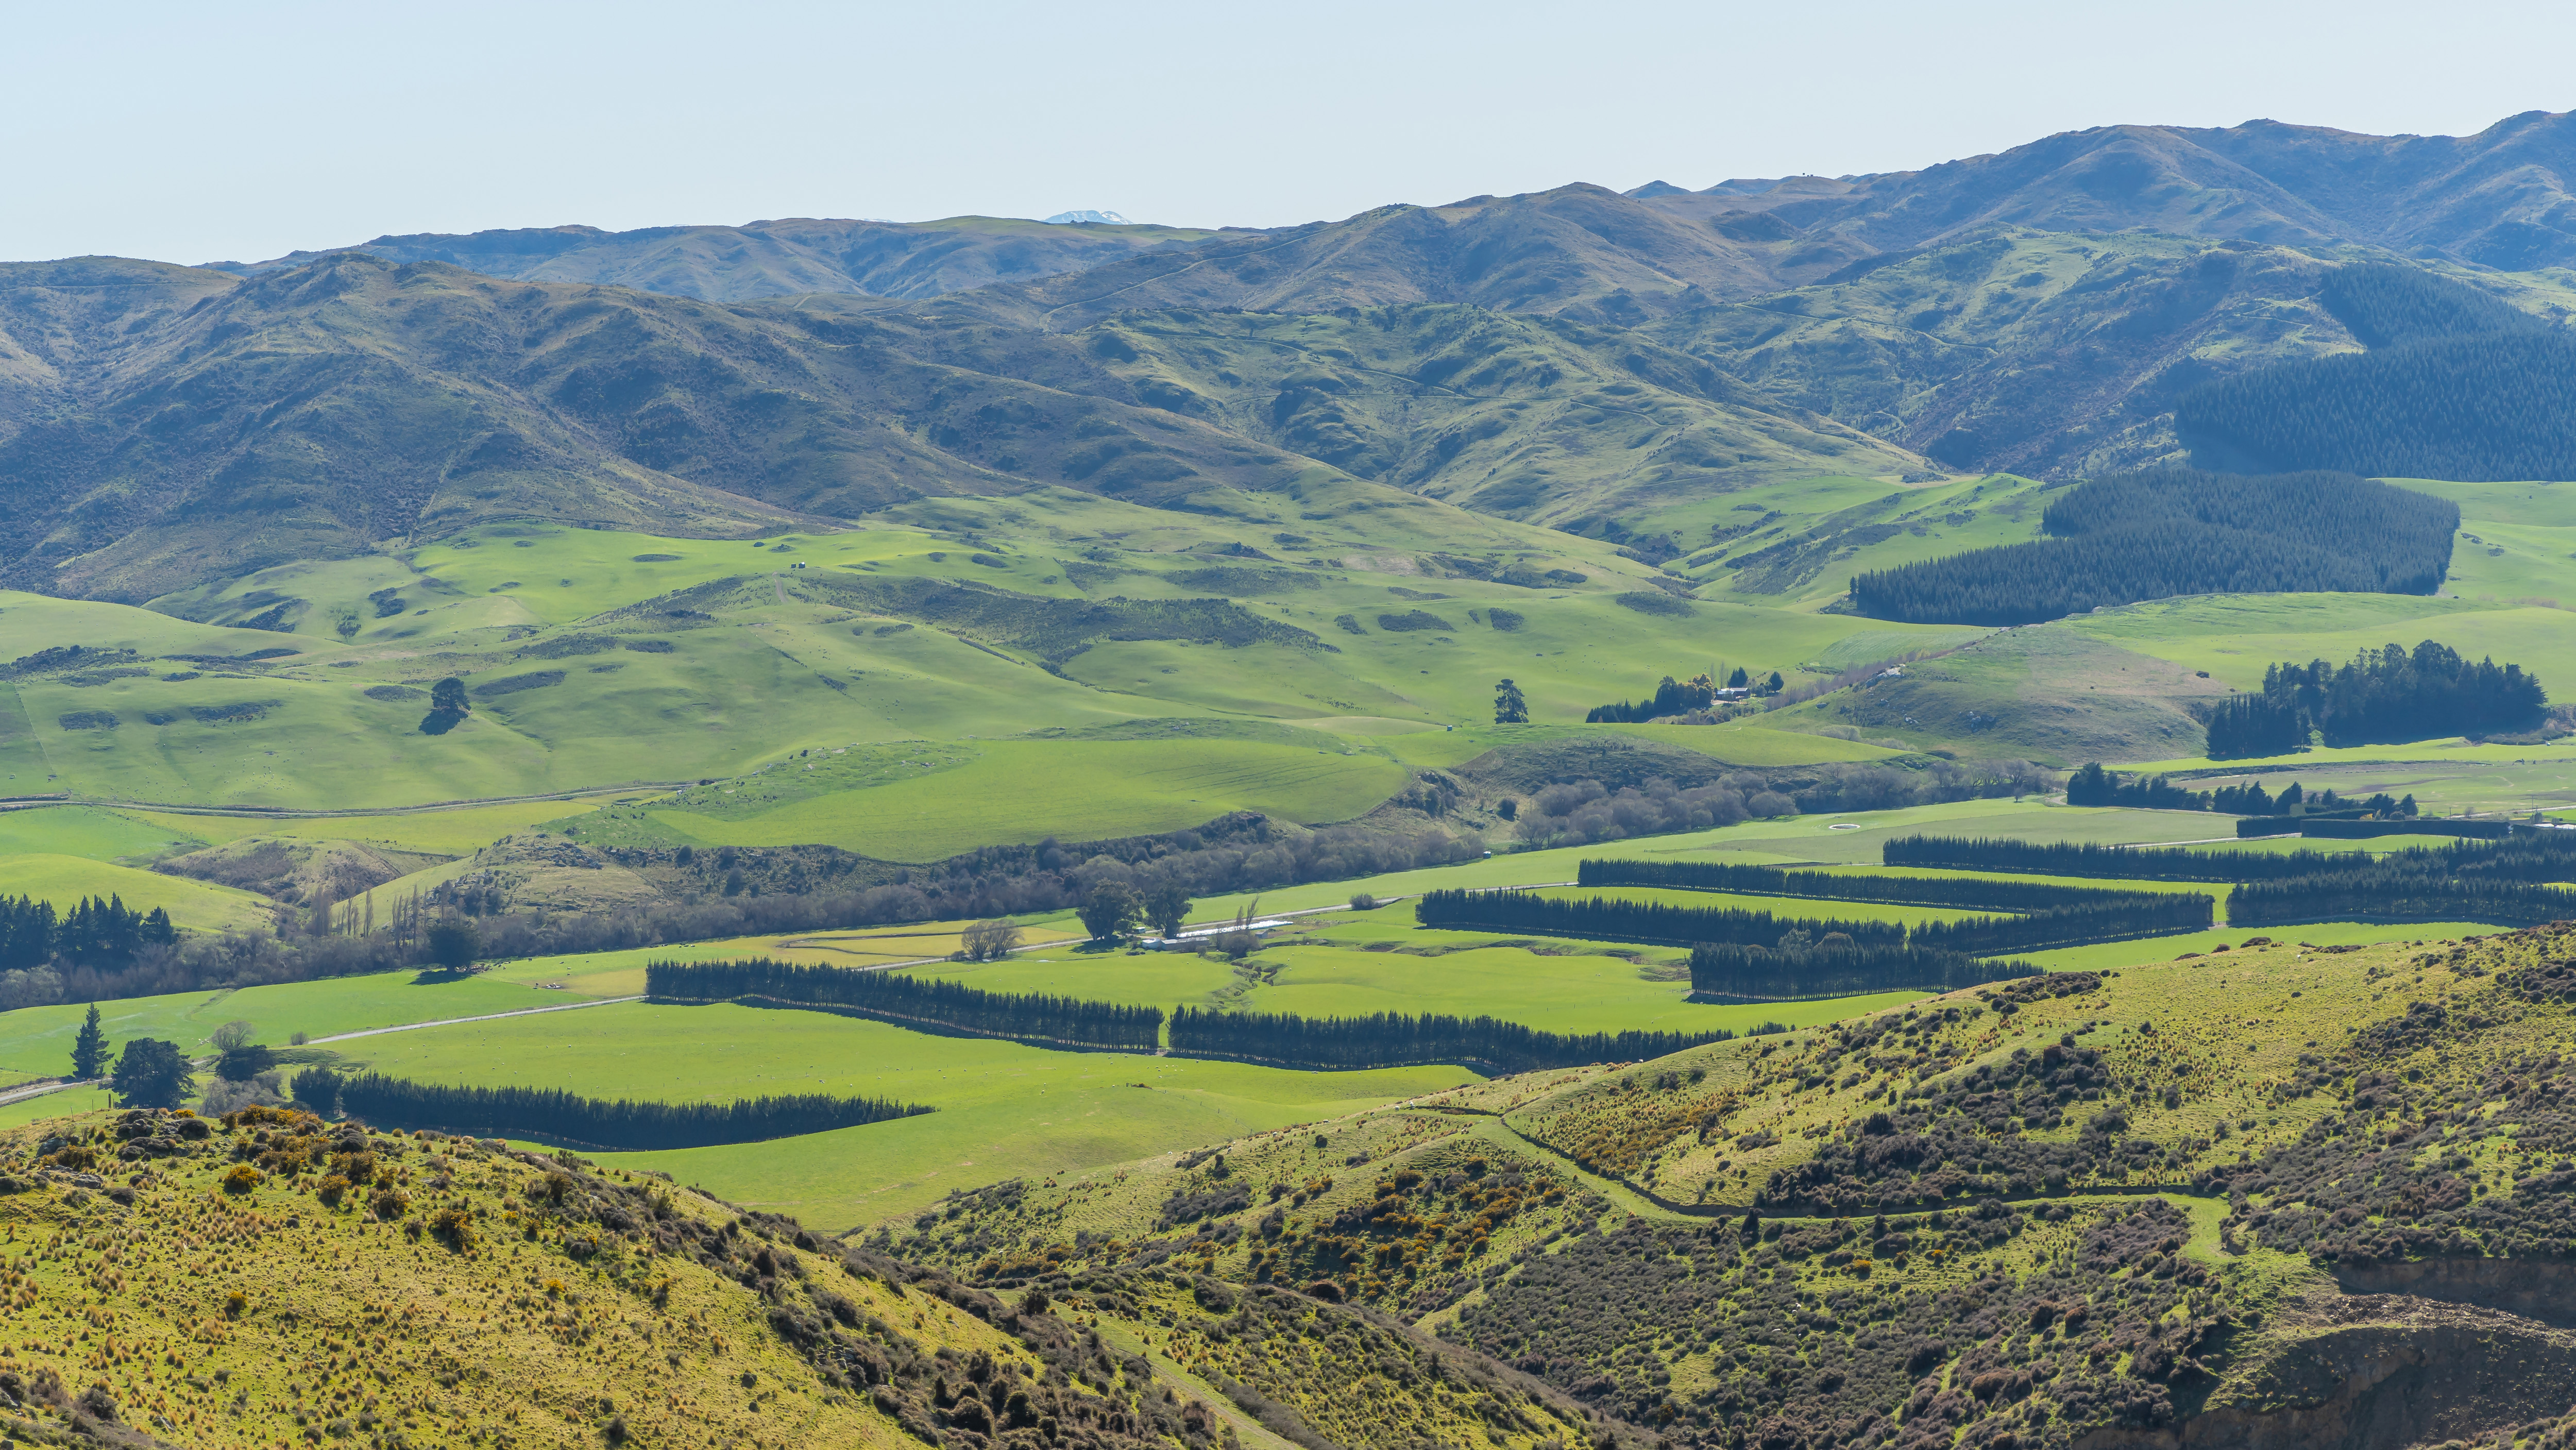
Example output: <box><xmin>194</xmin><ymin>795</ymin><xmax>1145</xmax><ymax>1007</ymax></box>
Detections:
<box><xmin>883</xmin><ymin>925</ymin><xmax>2576</xmax><ymax>1449</ymax></box>
<box><xmin>0</xmin><ymin>1105</ymin><xmax>1616</xmax><ymax>1450</ymax></box>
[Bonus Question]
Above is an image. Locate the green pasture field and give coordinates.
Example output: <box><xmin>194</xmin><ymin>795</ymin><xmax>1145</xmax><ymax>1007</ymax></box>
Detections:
<box><xmin>1663</xmin><ymin>473</ymin><xmax>2064</xmax><ymax>615</ymax></box>
<box><xmin>471</xmin><ymin>924</ymin><xmax>1084</xmax><ymax>1000</ymax></box>
<box><xmin>1180</xmin><ymin>800</ymin><xmax>2233</xmax><ymax>926</ymax></box>
<box><xmin>2071</xmin><ymin>597</ymin><xmax>2576</xmax><ymax>703</ymax></box>
<box><xmin>2385</xmin><ymin>479</ymin><xmax>2576</xmax><ymax>606</ymax></box>
<box><xmin>0</xmin><ymin>853</ymin><xmax>270</xmax><ymax>933</ymax></box>
<box><xmin>909</xmin><ymin>951</ymin><xmax>1244</xmax><ymax>1009</ymax></box>
<box><xmin>335</xmin><ymin>1001</ymin><xmax>1474</xmax><ymax>1227</ymax></box>
<box><xmin>0</xmin><ymin>1085</ymin><xmax>112</xmax><ymax>1130</ymax></box>
<box><xmin>2013</xmin><ymin>920</ymin><xmax>2507</xmax><ymax>972</ymax></box>
<box><xmin>1525</xmin><ymin>885</ymin><xmax>1990</xmax><ymax>929</ymax></box>
<box><xmin>632</xmin><ymin>738</ymin><xmax>1415</xmax><ymax>860</ymax></box>
<box><xmin>0</xmin><ymin>805</ymin><xmax>204</xmax><ymax>862</ymax></box>
<box><xmin>117</xmin><ymin>797</ymin><xmax>620</xmax><ymax>855</ymax></box>
<box><xmin>0</xmin><ymin>968</ymin><xmax>592</xmax><ymax>1080</ymax></box>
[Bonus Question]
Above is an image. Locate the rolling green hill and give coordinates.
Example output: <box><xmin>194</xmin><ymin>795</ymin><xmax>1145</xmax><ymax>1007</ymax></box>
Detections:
<box><xmin>0</xmin><ymin>1106</ymin><xmax>1611</xmax><ymax>1450</ymax></box>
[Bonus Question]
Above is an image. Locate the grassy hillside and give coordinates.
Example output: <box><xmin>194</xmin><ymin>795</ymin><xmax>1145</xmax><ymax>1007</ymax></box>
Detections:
<box><xmin>884</xmin><ymin>923</ymin><xmax>2576</xmax><ymax>1447</ymax></box>
<box><xmin>0</xmin><ymin>1106</ymin><xmax>1609</xmax><ymax>1450</ymax></box>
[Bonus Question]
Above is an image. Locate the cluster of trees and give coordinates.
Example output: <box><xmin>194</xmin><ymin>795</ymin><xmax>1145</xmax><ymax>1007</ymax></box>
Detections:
<box><xmin>2210</xmin><ymin>643</ymin><xmax>2547</xmax><ymax>753</ymax></box>
<box><xmin>1575</xmin><ymin>857</ymin><xmax>2167</xmax><ymax>913</ymax></box>
<box><xmin>334</xmin><ymin>1073</ymin><xmax>929</xmax><ymax>1151</ymax></box>
<box><xmin>1849</xmin><ymin>469</ymin><xmax>2458</xmax><ymax>625</ymax></box>
<box><xmin>2177</xmin><ymin>321</ymin><xmax>2576</xmax><ymax>481</ymax></box>
<box><xmin>1414</xmin><ymin>888</ymin><xmax>1902</xmax><ymax>949</ymax></box>
<box><xmin>1584</xmin><ymin>669</ymin><xmax>1783</xmax><ymax>723</ymax></box>
<box><xmin>1164</xmin><ymin>1006</ymin><xmax>1736</xmax><ymax>1073</ymax></box>
<box><xmin>2228</xmin><ymin>866</ymin><xmax>2576</xmax><ymax>929</ymax></box>
<box><xmin>0</xmin><ymin>894</ymin><xmax>175</xmax><ymax>970</ymax></box>
<box><xmin>2065</xmin><ymin>763</ymin><xmax>2413</xmax><ymax>819</ymax></box>
<box><xmin>1687</xmin><ymin>941</ymin><xmax>2038</xmax><ymax>1002</ymax></box>
<box><xmin>646</xmin><ymin>958</ymin><xmax>1165</xmax><ymax>1051</ymax></box>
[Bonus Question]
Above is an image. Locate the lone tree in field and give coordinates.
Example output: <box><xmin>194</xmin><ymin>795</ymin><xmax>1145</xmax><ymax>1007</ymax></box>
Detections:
<box><xmin>423</xmin><ymin>919</ymin><xmax>481</xmax><ymax>974</ymax></box>
<box><xmin>957</xmin><ymin>918</ymin><xmax>1023</xmax><ymax>962</ymax></box>
<box><xmin>1494</xmin><ymin>679</ymin><xmax>1529</xmax><ymax>724</ymax></box>
<box><xmin>109</xmin><ymin>1038</ymin><xmax>193</xmax><ymax>1109</ymax></box>
<box><xmin>70</xmin><ymin>1004</ymin><xmax>108</xmax><ymax>1080</ymax></box>
<box><xmin>1077</xmin><ymin>882</ymin><xmax>1143</xmax><ymax>943</ymax></box>
<box><xmin>1145</xmin><ymin>883</ymin><xmax>1192</xmax><ymax>939</ymax></box>
<box><xmin>430</xmin><ymin>678</ymin><xmax>469</xmax><ymax>714</ymax></box>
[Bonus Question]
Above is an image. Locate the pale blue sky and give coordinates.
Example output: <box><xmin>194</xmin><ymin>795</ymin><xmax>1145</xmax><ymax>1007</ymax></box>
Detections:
<box><xmin>9</xmin><ymin>0</ymin><xmax>2573</xmax><ymax>265</ymax></box>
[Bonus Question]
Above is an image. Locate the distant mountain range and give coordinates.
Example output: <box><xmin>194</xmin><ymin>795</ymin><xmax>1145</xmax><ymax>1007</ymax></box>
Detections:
<box><xmin>206</xmin><ymin>214</ymin><xmax>1229</xmax><ymax>304</ymax></box>
<box><xmin>6</xmin><ymin>110</ymin><xmax>2574</xmax><ymax>601</ymax></box>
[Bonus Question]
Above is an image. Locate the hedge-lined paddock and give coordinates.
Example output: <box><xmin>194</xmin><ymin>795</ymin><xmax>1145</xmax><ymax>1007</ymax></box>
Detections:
<box><xmin>336</xmin><ymin>1073</ymin><xmax>931</xmax><ymax>1151</ymax></box>
<box><xmin>646</xmin><ymin>958</ymin><xmax>1164</xmax><ymax>1051</ymax></box>
<box><xmin>1687</xmin><ymin>943</ymin><xmax>2040</xmax><ymax>1002</ymax></box>
<box><xmin>1413</xmin><ymin>888</ymin><xmax>1901</xmax><ymax>949</ymax></box>
<box><xmin>1574</xmin><ymin>858</ymin><xmax>2170</xmax><ymax>913</ymax></box>
<box><xmin>1165</xmin><ymin>1006</ymin><xmax>1735</xmax><ymax>1073</ymax></box>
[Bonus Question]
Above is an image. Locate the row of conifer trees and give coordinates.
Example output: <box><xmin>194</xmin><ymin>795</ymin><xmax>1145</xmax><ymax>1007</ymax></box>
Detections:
<box><xmin>0</xmin><ymin>894</ymin><xmax>177</xmax><ymax>972</ymax></box>
<box><xmin>646</xmin><ymin>958</ymin><xmax>1165</xmax><ymax>1051</ymax></box>
<box><xmin>1573</xmin><ymin>858</ymin><xmax>2160</xmax><ymax>912</ymax></box>
<box><xmin>1164</xmin><ymin>1006</ymin><xmax>1737</xmax><ymax>1073</ymax></box>
<box><xmin>2228</xmin><ymin>867</ymin><xmax>2576</xmax><ymax>929</ymax></box>
<box><xmin>1686</xmin><ymin>942</ymin><xmax>2039</xmax><ymax>1002</ymax></box>
<box><xmin>1412</xmin><ymin>888</ymin><xmax>1901</xmax><ymax>948</ymax></box>
<box><xmin>1418</xmin><ymin>885</ymin><xmax>2207</xmax><ymax>954</ymax></box>
<box><xmin>334</xmin><ymin>1073</ymin><xmax>930</xmax><ymax>1151</ymax></box>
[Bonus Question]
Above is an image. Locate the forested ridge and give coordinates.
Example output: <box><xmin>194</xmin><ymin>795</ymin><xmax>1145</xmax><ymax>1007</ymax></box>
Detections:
<box><xmin>1846</xmin><ymin>469</ymin><xmax>2455</xmax><ymax>626</ymax></box>
<box><xmin>334</xmin><ymin>1074</ymin><xmax>930</xmax><ymax>1151</ymax></box>
<box><xmin>647</xmin><ymin>958</ymin><xmax>1165</xmax><ymax>1050</ymax></box>
<box><xmin>2179</xmin><ymin>265</ymin><xmax>2576</xmax><ymax>479</ymax></box>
